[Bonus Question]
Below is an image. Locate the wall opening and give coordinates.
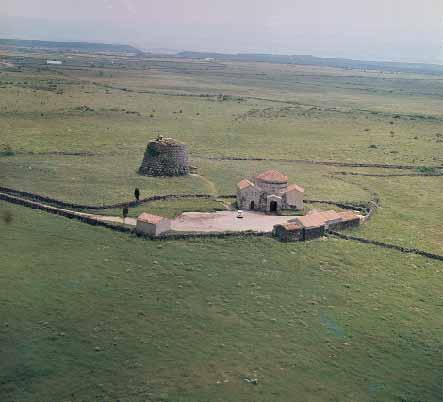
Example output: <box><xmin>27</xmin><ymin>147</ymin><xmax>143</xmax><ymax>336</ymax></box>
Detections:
<box><xmin>270</xmin><ymin>201</ymin><xmax>278</xmax><ymax>212</ymax></box>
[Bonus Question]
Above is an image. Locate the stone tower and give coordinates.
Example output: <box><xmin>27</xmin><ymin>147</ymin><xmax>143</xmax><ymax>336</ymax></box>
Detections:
<box><xmin>138</xmin><ymin>136</ymin><xmax>190</xmax><ymax>176</ymax></box>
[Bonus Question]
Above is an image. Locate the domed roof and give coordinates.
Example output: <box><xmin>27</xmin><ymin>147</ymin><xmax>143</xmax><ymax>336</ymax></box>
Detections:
<box><xmin>255</xmin><ymin>170</ymin><xmax>288</xmax><ymax>184</ymax></box>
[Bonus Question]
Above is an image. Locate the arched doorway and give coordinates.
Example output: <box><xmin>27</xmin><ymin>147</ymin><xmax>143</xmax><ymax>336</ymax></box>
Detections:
<box><xmin>270</xmin><ymin>201</ymin><xmax>278</xmax><ymax>212</ymax></box>
<box><xmin>250</xmin><ymin>201</ymin><xmax>255</xmax><ymax>210</ymax></box>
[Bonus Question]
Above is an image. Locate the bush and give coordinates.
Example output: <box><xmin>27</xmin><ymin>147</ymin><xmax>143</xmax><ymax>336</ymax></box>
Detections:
<box><xmin>0</xmin><ymin>144</ymin><xmax>15</xmax><ymax>157</ymax></box>
<box><xmin>416</xmin><ymin>166</ymin><xmax>436</xmax><ymax>174</ymax></box>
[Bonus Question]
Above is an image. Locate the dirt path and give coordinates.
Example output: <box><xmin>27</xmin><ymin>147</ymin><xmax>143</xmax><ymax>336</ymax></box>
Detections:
<box><xmin>0</xmin><ymin>191</ymin><xmax>136</xmax><ymax>227</ymax></box>
<box><xmin>87</xmin><ymin>214</ymin><xmax>136</xmax><ymax>226</ymax></box>
<box><xmin>190</xmin><ymin>173</ymin><xmax>218</xmax><ymax>195</ymax></box>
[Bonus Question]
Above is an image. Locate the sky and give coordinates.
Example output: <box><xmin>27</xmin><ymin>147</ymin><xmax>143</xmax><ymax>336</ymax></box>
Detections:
<box><xmin>1</xmin><ymin>0</ymin><xmax>443</xmax><ymax>63</ymax></box>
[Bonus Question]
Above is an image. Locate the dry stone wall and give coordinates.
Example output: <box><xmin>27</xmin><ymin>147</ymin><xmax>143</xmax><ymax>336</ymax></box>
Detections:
<box><xmin>0</xmin><ymin>186</ymin><xmax>219</xmax><ymax>211</ymax></box>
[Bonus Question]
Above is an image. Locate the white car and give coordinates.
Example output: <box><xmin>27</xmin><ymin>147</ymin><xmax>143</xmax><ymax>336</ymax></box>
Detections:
<box><xmin>237</xmin><ymin>210</ymin><xmax>244</xmax><ymax>219</ymax></box>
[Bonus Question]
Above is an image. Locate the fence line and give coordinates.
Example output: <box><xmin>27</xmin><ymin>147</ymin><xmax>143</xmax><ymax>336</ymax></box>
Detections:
<box><xmin>328</xmin><ymin>230</ymin><xmax>443</xmax><ymax>261</ymax></box>
<box><xmin>201</xmin><ymin>156</ymin><xmax>443</xmax><ymax>171</ymax></box>
<box><xmin>0</xmin><ymin>186</ymin><xmax>231</xmax><ymax>211</ymax></box>
<box><xmin>0</xmin><ymin>192</ymin><xmax>269</xmax><ymax>240</ymax></box>
<box><xmin>3</xmin><ymin>190</ymin><xmax>442</xmax><ymax>261</ymax></box>
<box><xmin>0</xmin><ymin>193</ymin><xmax>132</xmax><ymax>233</ymax></box>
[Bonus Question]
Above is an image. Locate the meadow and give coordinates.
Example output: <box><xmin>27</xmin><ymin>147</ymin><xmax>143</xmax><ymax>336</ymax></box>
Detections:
<box><xmin>0</xmin><ymin>50</ymin><xmax>442</xmax><ymax>401</ymax></box>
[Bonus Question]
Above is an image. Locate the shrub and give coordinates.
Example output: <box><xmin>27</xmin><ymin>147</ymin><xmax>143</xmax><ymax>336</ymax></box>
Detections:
<box><xmin>0</xmin><ymin>144</ymin><xmax>15</xmax><ymax>157</ymax></box>
<box><xmin>416</xmin><ymin>166</ymin><xmax>436</xmax><ymax>174</ymax></box>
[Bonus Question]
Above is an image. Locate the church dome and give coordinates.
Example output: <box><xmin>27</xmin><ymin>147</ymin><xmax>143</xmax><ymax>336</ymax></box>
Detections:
<box><xmin>255</xmin><ymin>170</ymin><xmax>288</xmax><ymax>184</ymax></box>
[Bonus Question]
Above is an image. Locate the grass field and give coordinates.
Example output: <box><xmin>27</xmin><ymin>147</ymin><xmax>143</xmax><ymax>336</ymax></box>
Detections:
<box><xmin>0</xmin><ymin>49</ymin><xmax>442</xmax><ymax>401</ymax></box>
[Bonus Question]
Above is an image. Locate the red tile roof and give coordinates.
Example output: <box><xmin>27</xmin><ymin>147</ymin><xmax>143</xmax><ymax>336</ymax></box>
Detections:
<box><xmin>314</xmin><ymin>210</ymin><xmax>342</xmax><ymax>223</ymax></box>
<box><xmin>292</xmin><ymin>210</ymin><xmax>360</xmax><ymax>228</ymax></box>
<box><xmin>338</xmin><ymin>211</ymin><xmax>362</xmax><ymax>221</ymax></box>
<box><xmin>255</xmin><ymin>170</ymin><xmax>288</xmax><ymax>184</ymax></box>
<box><xmin>293</xmin><ymin>214</ymin><xmax>327</xmax><ymax>228</ymax></box>
<box><xmin>237</xmin><ymin>179</ymin><xmax>254</xmax><ymax>190</ymax></box>
<box><xmin>137</xmin><ymin>213</ymin><xmax>166</xmax><ymax>224</ymax></box>
<box><xmin>278</xmin><ymin>222</ymin><xmax>302</xmax><ymax>231</ymax></box>
<box><xmin>285</xmin><ymin>183</ymin><xmax>305</xmax><ymax>193</ymax></box>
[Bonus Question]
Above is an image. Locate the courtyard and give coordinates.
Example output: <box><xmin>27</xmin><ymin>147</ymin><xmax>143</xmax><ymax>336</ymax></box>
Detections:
<box><xmin>170</xmin><ymin>210</ymin><xmax>294</xmax><ymax>233</ymax></box>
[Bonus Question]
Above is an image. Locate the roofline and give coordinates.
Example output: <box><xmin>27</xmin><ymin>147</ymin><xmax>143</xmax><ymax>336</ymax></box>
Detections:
<box><xmin>255</xmin><ymin>178</ymin><xmax>288</xmax><ymax>184</ymax></box>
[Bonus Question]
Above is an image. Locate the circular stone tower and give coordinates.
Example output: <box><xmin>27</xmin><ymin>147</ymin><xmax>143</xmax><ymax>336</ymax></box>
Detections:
<box><xmin>138</xmin><ymin>136</ymin><xmax>190</xmax><ymax>176</ymax></box>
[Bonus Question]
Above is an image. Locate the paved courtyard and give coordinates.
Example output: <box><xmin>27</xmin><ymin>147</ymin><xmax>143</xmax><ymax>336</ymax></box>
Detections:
<box><xmin>170</xmin><ymin>211</ymin><xmax>294</xmax><ymax>233</ymax></box>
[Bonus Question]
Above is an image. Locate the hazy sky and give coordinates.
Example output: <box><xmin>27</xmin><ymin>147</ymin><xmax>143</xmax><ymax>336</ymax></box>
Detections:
<box><xmin>1</xmin><ymin>0</ymin><xmax>443</xmax><ymax>63</ymax></box>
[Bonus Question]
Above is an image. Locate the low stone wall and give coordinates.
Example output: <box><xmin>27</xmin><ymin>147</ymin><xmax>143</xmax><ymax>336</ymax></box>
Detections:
<box><xmin>335</xmin><ymin>171</ymin><xmax>443</xmax><ymax>178</ymax></box>
<box><xmin>0</xmin><ymin>193</ymin><xmax>133</xmax><ymax>234</ymax></box>
<box><xmin>1</xmin><ymin>184</ymin><xmax>376</xmax><ymax>218</ymax></box>
<box><xmin>0</xmin><ymin>186</ymin><xmax>222</xmax><ymax>211</ymax></box>
<box><xmin>328</xmin><ymin>230</ymin><xmax>443</xmax><ymax>261</ymax></box>
<box><xmin>137</xmin><ymin>230</ymin><xmax>271</xmax><ymax>241</ymax></box>
<box><xmin>328</xmin><ymin>217</ymin><xmax>361</xmax><ymax>231</ymax></box>
<box><xmin>205</xmin><ymin>156</ymin><xmax>443</xmax><ymax>171</ymax></box>
<box><xmin>0</xmin><ymin>191</ymin><xmax>271</xmax><ymax>240</ymax></box>
<box><xmin>3</xmin><ymin>190</ymin><xmax>442</xmax><ymax>261</ymax></box>
<box><xmin>305</xmin><ymin>199</ymin><xmax>368</xmax><ymax>212</ymax></box>
<box><xmin>361</xmin><ymin>200</ymin><xmax>379</xmax><ymax>223</ymax></box>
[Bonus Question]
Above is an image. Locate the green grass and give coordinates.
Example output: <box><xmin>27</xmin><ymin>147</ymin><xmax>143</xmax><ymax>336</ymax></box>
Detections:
<box><xmin>1</xmin><ymin>51</ymin><xmax>443</xmax><ymax>402</ymax></box>
<box><xmin>98</xmin><ymin>198</ymin><xmax>228</xmax><ymax>219</ymax></box>
<box><xmin>343</xmin><ymin>175</ymin><xmax>443</xmax><ymax>254</ymax></box>
<box><xmin>1</xmin><ymin>202</ymin><xmax>442</xmax><ymax>402</ymax></box>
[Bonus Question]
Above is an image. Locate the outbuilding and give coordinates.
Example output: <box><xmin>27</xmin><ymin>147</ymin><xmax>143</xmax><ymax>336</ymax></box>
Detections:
<box><xmin>136</xmin><ymin>213</ymin><xmax>171</xmax><ymax>236</ymax></box>
<box><xmin>273</xmin><ymin>209</ymin><xmax>362</xmax><ymax>242</ymax></box>
<box><xmin>273</xmin><ymin>222</ymin><xmax>304</xmax><ymax>242</ymax></box>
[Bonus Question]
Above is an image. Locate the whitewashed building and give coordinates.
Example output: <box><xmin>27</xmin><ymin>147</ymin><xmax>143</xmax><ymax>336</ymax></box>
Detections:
<box><xmin>236</xmin><ymin>170</ymin><xmax>304</xmax><ymax>213</ymax></box>
<box><xmin>136</xmin><ymin>213</ymin><xmax>171</xmax><ymax>236</ymax></box>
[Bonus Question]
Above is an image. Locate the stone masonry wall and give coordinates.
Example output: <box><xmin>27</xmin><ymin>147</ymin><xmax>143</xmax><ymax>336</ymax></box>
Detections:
<box><xmin>138</xmin><ymin>139</ymin><xmax>189</xmax><ymax>176</ymax></box>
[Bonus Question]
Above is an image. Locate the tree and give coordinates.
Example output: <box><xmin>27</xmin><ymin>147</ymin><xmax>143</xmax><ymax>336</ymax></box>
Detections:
<box><xmin>134</xmin><ymin>188</ymin><xmax>140</xmax><ymax>201</ymax></box>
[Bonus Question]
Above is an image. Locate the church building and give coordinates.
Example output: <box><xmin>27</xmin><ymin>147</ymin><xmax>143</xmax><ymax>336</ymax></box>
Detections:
<box><xmin>236</xmin><ymin>170</ymin><xmax>304</xmax><ymax>213</ymax></box>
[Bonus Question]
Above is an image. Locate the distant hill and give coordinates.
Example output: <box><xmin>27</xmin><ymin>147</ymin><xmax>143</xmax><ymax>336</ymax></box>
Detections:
<box><xmin>177</xmin><ymin>51</ymin><xmax>443</xmax><ymax>75</ymax></box>
<box><xmin>0</xmin><ymin>38</ymin><xmax>141</xmax><ymax>54</ymax></box>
